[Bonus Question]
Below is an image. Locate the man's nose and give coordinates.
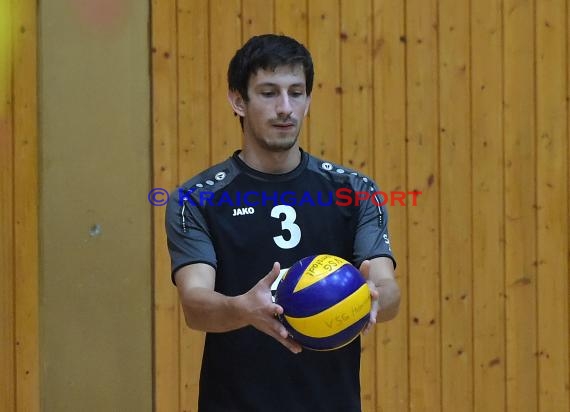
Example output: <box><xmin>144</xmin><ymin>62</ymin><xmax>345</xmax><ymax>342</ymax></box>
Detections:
<box><xmin>276</xmin><ymin>92</ymin><xmax>293</xmax><ymax>117</ymax></box>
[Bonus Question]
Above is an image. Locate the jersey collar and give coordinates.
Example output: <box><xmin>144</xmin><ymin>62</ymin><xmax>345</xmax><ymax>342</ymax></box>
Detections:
<box><xmin>231</xmin><ymin>148</ymin><xmax>309</xmax><ymax>182</ymax></box>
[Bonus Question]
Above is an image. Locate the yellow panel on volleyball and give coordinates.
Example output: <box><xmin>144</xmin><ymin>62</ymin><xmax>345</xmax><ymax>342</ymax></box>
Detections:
<box><xmin>293</xmin><ymin>254</ymin><xmax>349</xmax><ymax>292</ymax></box>
<box><xmin>284</xmin><ymin>283</ymin><xmax>371</xmax><ymax>338</ymax></box>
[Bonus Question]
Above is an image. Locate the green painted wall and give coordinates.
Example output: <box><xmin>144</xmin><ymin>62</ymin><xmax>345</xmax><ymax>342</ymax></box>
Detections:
<box><xmin>39</xmin><ymin>1</ymin><xmax>152</xmax><ymax>410</ymax></box>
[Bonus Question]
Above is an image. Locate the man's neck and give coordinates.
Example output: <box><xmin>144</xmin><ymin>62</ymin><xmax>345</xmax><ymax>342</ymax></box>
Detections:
<box><xmin>238</xmin><ymin>146</ymin><xmax>302</xmax><ymax>174</ymax></box>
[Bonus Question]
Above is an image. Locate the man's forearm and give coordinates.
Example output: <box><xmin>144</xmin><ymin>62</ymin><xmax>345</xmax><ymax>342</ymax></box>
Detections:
<box><xmin>179</xmin><ymin>287</ymin><xmax>248</xmax><ymax>332</ymax></box>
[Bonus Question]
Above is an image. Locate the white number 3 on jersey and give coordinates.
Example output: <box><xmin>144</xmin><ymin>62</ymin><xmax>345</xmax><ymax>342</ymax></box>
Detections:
<box><xmin>271</xmin><ymin>205</ymin><xmax>301</xmax><ymax>249</ymax></box>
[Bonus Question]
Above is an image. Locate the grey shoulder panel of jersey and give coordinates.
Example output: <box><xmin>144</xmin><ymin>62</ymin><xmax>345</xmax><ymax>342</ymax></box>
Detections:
<box><xmin>177</xmin><ymin>157</ymin><xmax>240</xmax><ymax>197</ymax></box>
<box><xmin>305</xmin><ymin>153</ymin><xmax>377</xmax><ymax>189</ymax></box>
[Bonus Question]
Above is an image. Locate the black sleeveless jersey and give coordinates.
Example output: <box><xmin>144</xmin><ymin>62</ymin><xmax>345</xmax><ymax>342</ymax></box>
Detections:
<box><xmin>165</xmin><ymin>149</ymin><xmax>395</xmax><ymax>412</ymax></box>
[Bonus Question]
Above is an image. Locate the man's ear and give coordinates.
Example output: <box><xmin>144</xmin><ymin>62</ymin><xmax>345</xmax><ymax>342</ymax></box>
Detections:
<box><xmin>228</xmin><ymin>90</ymin><xmax>246</xmax><ymax>117</ymax></box>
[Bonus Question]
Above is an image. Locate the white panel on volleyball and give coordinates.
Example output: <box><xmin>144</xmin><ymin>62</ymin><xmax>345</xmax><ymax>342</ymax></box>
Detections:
<box><xmin>271</xmin><ymin>268</ymin><xmax>289</xmax><ymax>303</ymax></box>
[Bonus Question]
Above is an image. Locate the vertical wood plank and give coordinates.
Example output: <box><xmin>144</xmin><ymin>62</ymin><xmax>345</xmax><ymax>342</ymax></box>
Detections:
<box><xmin>372</xmin><ymin>1</ymin><xmax>409</xmax><ymax>411</ymax></box>
<box><xmin>340</xmin><ymin>0</ymin><xmax>373</xmax><ymax>176</ymax></box>
<box><xmin>274</xmin><ymin>0</ymin><xmax>309</xmax><ymax>150</ymax></box>
<box><xmin>274</xmin><ymin>0</ymin><xmax>307</xmax><ymax>46</ymax></box>
<box><xmin>536</xmin><ymin>0</ymin><xmax>569</xmax><ymax>410</ymax></box>
<box><xmin>340</xmin><ymin>2</ymin><xmax>375</xmax><ymax>410</ymax></box>
<box><xmin>0</xmin><ymin>0</ymin><xmax>15</xmax><ymax>410</ymax></box>
<box><xmin>439</xmin><ymin>0</ymin><xmax>473</xmax><ymax>411</ymax></box>
<box><xmin>210</xmin><ymin>0</ymin><xmax>242</xmax><ymax>164</ymax></box>
<box><xmin>307</xmin><ymin>0</ymin><xmax>341</xmax><ymax>161</ymax></box>
<box><xmin>406</xmin><ymin>0</ymin><xmax>441</xmax><ymax>410</ymax></box>
<box><xmin>12</xmin><ymin>0</ymin><xmax>39</xmax><ymax>410</ymax></box>
<box><xmin>503</xmin><ymin>0</ymin><xmax>538</xmax><ymax>410</ymax></box>
<box><xmin>178</xmin><ymin>0</ymin><xmax>211</xmax><ymax>180</ymax></box>
<box><xmin>242</xmin><ymin>0</ymin><xmax>274</xmax><ymax>40</ymax></box>
<box><xmin>152</xmin><ymin>0</ymin><xmax>180</xmax><ymax>410</ymax></box>
<box><xmin>471</xmin><ymin>0</ymin><xmax>506</xmax><ymax>411</ymax></box>
<box><xmin>177</xmin><ymin>0</ymin><xmax>210</xmax><ymax>410</ymax></box>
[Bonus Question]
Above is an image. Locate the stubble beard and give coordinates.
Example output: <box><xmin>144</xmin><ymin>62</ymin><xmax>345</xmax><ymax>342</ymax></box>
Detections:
<box><xmin>258</xmin><ymin>128</ymin><xmax>300</xmax><ymax>152</ymax></box>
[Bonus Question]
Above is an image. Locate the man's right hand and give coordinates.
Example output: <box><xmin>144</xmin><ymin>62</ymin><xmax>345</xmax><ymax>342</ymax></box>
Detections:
<box><xmin>237</xmin><ymin>262</ymin><xmax>302</xmax><ymax>354</ymax></box>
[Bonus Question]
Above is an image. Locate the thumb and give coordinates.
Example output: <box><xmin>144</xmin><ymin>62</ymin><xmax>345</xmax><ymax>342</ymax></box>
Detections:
<box><xmin>262</xmin><ymin>261</ymin><xmax>281</xmax><ymax>285</ymax></box>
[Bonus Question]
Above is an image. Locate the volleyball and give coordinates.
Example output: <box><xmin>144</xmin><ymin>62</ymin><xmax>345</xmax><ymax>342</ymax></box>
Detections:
<box><xmin>274</xmin><ymin>254</ymin><xmax>371</xmax><ymax>351</ymax></box>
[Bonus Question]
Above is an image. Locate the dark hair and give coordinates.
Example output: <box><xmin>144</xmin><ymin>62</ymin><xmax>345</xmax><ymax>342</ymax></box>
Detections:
<box><xmin>227</xmin><ymin>34</ymin><xmax>314</xmax><ymax>101</ymax></box>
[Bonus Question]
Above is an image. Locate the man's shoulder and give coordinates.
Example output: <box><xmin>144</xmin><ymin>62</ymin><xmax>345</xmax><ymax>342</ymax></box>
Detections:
<box><xmin>175</xmin><ymin>156</ymin><xmax>238</xmax><ymax>195</ymax></box>
<box><xmin>304</xmin><ymin>152</ymin><xmax>378</xmax><ymax>189</ymax></box>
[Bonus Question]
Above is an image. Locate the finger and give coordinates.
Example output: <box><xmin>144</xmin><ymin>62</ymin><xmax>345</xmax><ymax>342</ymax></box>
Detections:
<box><xmin>266</xmin><ymin>323</ymin><xmax>302</xmax><ymax>353</ymax></box>
<box><xmin>363</xmin><ymin>308</ymin><xmax>378</xmax><ymax>333</ymax></box>
<box><xmin>272</xmin><ymin>304</ymin><xmax>284</xmax><ymax>316</ymax></box>
<box><xmin>272</xmin><ymin>319</ymin><xmax>289</xmax><ymax>339</ymax></box>
<box><xmin>369</xmin><ymin>301</ymin><xmax>379</xmax><ymax>324</ymax></box>
<box><xmin>280</xmin><ymin>338</ymin><xmax>302</xmax><ymax>354</ymax></box>
<box><xmin>359</xmin><ymin>260</ymin><xmax>370</xmax><ymax>279</ymax></box>
<box><xmin>284</xmin><ymin>337</ymin><xmax>303</xmax><ymax>354</ymax></box>
<box><xmin>367</xmin><ymin>280</ymin><xmax>379</xmax><ymax>300</ymax></box>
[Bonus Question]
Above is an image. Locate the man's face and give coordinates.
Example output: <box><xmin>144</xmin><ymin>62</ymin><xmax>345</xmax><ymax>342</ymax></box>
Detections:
<box><xmin>239</xmin><ymin>64</ymin><xmax>311</xmax><ymax>152</ymax></box>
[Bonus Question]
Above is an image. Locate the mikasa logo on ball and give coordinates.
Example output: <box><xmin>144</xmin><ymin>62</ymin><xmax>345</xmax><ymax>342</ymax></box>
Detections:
<box><xmin>295</xmin><ymin>255</ymin><xmax>346</xmax><ymax>292</ymax></box>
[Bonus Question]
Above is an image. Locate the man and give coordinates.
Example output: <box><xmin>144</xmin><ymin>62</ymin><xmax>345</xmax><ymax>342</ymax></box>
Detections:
<box><xmin>165</xmin><ymin>34</ymin><xmax>400</xmax><ymax>412</ymax></box>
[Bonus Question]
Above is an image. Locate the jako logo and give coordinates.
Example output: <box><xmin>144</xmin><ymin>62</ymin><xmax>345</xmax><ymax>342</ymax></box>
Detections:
<box><xmin>232</xmin><ymin>207</ymin><xmax>255</xmax><ymax>216</ymax></box>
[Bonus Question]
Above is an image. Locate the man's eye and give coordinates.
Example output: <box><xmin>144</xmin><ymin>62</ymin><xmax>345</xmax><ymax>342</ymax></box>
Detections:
<box><xmin>290</xmin><ymin>92</ymin><xmax>303</xmax><ymax>97</ymax></box>
<box><xmin>261</xmin><ymin>91</ymin><xmax>275</xmax><ymax>97</ymax></box>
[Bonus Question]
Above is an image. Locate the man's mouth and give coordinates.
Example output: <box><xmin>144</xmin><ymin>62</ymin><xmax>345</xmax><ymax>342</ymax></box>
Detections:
<box><xmin>273</xmin><ymin>123</ymin><xmax>295</xmax><ymax>129</ymax></box>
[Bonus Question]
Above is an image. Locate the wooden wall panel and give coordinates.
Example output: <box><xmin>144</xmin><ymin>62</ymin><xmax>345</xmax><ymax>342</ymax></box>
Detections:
<box><xmin>471</xmin><ymin>0</ymin><xmax>506</xmax><ymax>411</ymax></box>
<box><xmin>177</xmin><ymin>1</ymin><xmax>210</xmax><ymax>410</ymax></box>
<box><xmin>275</xmin><ymin>0</ymin><xmax>308</xmax><ymax>45</ymax></box>
<box><xmin>1</xmin><ymin>0</ymin><xmax>39</xmax><ymax>411</ymax></box>
<box><xmin>372</xmin><ymin>1</ymin><xmax>409</xmax><ymax>411</ymax></box>
<box><xmin>209</xmin><ymin>0</ymin><xmax>242</xmax><ymax>165</ymax></box>
<box><xmin>151</xmin><ymin>1</ymin><xmax>570</xmax><ymax>411</ymax></box>
<box><xmin>536</xmin><ymin>0</ymin><xmax>569</xmax><ymax>410</ymax></box>
<box><xmin>0</xmin><ymin>1</ymin><xmax>15</xmax><ymax>410</ymax></box>
<box><xmin>152</xmin><ymin>0</ymin><xmax>180</xmax><ymax>410</ymax></box>
<box><xmin>12</xmin><ymin>0</ymin><xmax>39</xmax><ymax>409</ymax></box>
<box><xmin>439</xmin><ymin>1</ymin><xmax>473</xmax><ymax>411</ymax></box>
<box><xmin>406</xmin><ymin>0</ymin><xmax>441</xmax><ymax>410</ymax></box>
<box><xmin>307</xmin><ymin>0</ymin><xmax>341</xmax><ymax>160</ymax></box>
<box><xmin>242</xmin><ymin>0</ymin><xmax>275</xmax><ymax>40</ymax></box>
<box><xmin>340</xmin><ymin>2</ymin><xmax>376</xmax><ymax>410</ymax></box>
<box><xmin>341</xmin><ymin>0</ymin><xmax>373</xmax><ymax>176</ymax></box>
<box><xmin>503</xmin><ymin>1</ymin><xmax>538</xmax><ymax>411</ymax></box>
<box><xmin>562</xmin><ymin>1</ymin><xmax>570</xmax><ymax>408</ymax></box>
